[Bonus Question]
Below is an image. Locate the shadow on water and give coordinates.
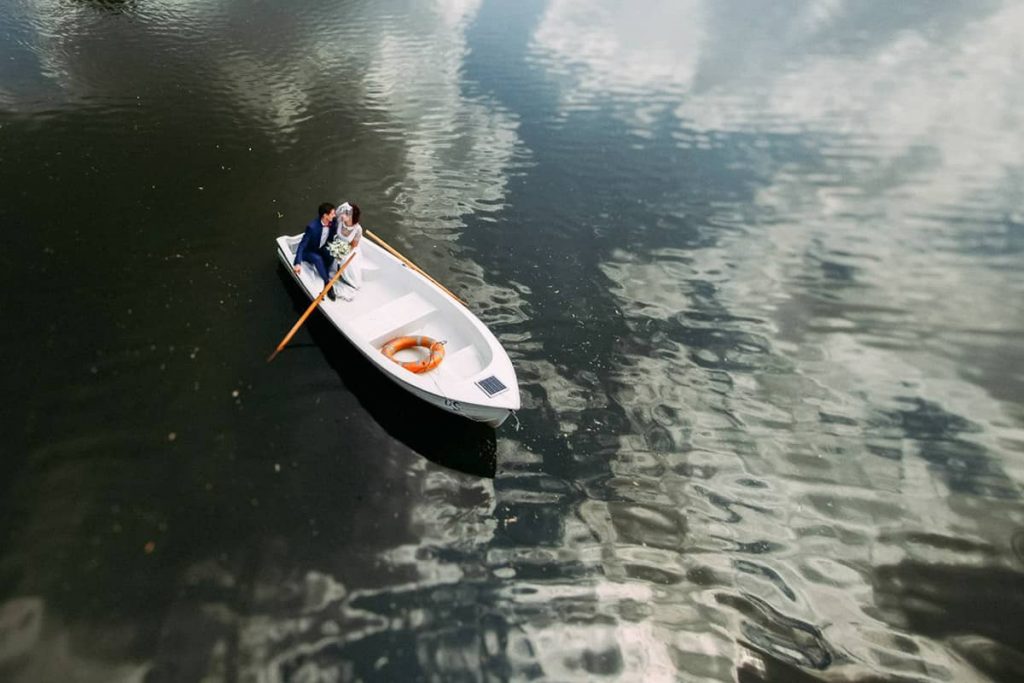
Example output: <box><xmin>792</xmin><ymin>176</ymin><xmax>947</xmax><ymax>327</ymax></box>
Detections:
<box><xmin>873</xmin><ymin>561</ymin><xmax>1024</xmax><ymax>683</ymax></box>
<box><xmin>72</xmin><ymin>0</ymin><xmax>137</xmax><ymax>13</ymax></box>
<box><xmin>274</xmin><ymin>266</ymin><xmax>497</xmax><ymax>480</ymax></box>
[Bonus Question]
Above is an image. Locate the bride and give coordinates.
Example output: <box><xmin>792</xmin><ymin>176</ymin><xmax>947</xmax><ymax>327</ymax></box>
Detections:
<box><xmin>332</xmin><ymin>201</ymin><xmax>363</xmax><ymax>300</ymax></box>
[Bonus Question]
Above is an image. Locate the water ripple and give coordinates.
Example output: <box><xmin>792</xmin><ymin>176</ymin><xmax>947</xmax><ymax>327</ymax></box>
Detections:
<box><xmin>3</xmin><ymin>0</ymin><xmax>1024</xmax><ymax>680</ymax></box>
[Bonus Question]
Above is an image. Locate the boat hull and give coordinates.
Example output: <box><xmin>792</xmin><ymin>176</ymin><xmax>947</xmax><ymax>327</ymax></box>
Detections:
<box><xmin>276</xmin><ymin>236</ymin><xmax>516</xmax><ymax>428</ymax></box>
<box><xmin>375</xmin><ymin>368</ymin><xmax>512</xmax><ymax>428</ymax></box>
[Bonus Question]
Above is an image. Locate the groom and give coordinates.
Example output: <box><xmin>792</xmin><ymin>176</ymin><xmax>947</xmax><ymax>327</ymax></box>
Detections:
<box><xmin>293</xmin><ymin>202</ymin><xmax>338</xmax><ymax>300</ymax></box>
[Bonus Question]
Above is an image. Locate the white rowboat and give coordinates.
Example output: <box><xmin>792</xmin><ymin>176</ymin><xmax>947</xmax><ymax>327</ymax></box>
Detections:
<box><xmin>276</xmin><ymin>233</ymin><xmax>520</xmax><ymax>428</ymax></box>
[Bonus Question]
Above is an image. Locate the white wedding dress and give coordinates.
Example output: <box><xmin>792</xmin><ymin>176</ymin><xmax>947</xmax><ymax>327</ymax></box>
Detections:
<box><xmin>332</xmin><ymin>221</ymin><xmax>363</xmax><ymax>295</ymax></box>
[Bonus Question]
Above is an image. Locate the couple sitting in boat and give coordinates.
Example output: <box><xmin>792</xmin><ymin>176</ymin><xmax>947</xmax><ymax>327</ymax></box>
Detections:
<box><xmin>292</xmin><ymin>201</ymin><xmax>363</xmax><ymax>301</ymax></box>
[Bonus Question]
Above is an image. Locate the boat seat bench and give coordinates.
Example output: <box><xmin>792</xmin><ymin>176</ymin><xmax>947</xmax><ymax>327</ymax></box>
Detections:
<box><xmin>351</xmin><ymin>291</ymin><xmax>436</xmax><ymax>344</ymax></box>
<box><xmin>439</xmin><ymin>344</ymin><xmax>483</xmax><ymax>375</ymax></box>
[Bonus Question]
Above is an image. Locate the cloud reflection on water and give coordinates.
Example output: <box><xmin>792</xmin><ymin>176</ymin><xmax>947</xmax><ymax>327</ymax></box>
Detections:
<box><xmin>526</xmin><ymin>0</ymin><xmax>1024</xmax><ymax>679</ymax></box>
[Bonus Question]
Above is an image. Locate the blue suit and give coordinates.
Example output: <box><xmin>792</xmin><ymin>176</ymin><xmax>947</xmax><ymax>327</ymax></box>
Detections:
<box><xmin>294</xmin><ymin>216</ymin><xmax>338</xmax><ymax>284</ymax></box>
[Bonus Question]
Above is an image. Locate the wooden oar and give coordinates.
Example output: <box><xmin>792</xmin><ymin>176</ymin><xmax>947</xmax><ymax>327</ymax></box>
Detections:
<box><xmin>365</xmin><ymin>229</ymin><xmax>467</xmax><ymax>307</ymax></box>
<box><xmin>267</xmin><ymin>252</ymin><xmax>357</xmax><ymax>363</ymax></box>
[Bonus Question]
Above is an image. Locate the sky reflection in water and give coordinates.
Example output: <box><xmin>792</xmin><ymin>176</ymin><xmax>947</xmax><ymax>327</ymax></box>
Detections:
<box><xmin>1</xmin><ymin>0</ymin><xmax>1023</xmax><ymax>681</ymax></box>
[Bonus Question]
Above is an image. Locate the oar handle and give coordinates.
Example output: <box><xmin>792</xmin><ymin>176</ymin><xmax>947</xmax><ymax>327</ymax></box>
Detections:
<box><xmin>365</xmin><ymin>229</ymin><xmax>467</xmax><ymax>307</ymax></box>
<box><xmin>267</xmin><ymin>251</ymin><xmax>357</xmax><ymax>363</ymax></box>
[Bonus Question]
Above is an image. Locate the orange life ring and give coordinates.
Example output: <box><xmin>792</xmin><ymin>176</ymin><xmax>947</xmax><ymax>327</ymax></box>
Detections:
<box><xmin>381</xmin><ymin>335</ymin><xmax>445</xmax><ymax>373</ymax></box>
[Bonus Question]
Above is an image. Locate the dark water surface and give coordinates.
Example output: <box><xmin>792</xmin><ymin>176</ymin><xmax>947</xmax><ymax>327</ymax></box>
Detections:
<box><xmin>2</xmin><ymin>0</ymin><xmax>1024</xmax><ymax>680</ymax></box>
